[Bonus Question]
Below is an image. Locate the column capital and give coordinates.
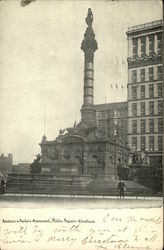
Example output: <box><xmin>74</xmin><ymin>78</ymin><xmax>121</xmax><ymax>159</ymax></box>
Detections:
<box><xmin>81</xmin><ymin>8</ymin><xmax>98</xmax><ymax>62</ymax></box>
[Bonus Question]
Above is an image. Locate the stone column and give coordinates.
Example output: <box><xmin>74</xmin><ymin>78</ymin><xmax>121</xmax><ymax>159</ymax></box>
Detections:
<box><xmin>128</xmin><ymin>37</ymin><xmax>133</xmax><ymax>58</ymax></box>
<box><xmin>145</xmin><ymin>135</ymin><xmax>149</xmax><ymax>152</ymax></box>
<box><xmin>154</xmin><ymin>34</ymin><xmax>158</xmax><ymax>54</ymax></box>
<box><xmin>81</xmin><ymin>8</ymin><xmax>98</xmax><ymax>126</ymax></box>
<box><xmin>83</xmin><ymin>142</ymin><xmax>88</xmax><ymax>174</ymax></box>
<box><xmin>145</xmin><ymin>117</ymin><xmax>149</xmax><ymax>133</ymax></box>
<box><xmin>104</xmin><ymin>150</ymin><xmax>109</xmax><ymax>177</ymax></box>
<box><xmin>154</xmin><ymin>66</ymin><xmax>158</xmax><ymax>81</ymax></box>
<box><xmin>146</xmin><ymin>36</ymin><xmax>149</xmax><ymax>56</ymax></box>
<box><xmin>154</xmin><ymin>117</ymin><xmax>158</xmax><ymax>132</ymax></box>
<box><xmin>154</xmin><ymin>135</ymin><xmax>158</xmax><ymax>151</ymax></box>
<box><xmin>138</xmin><ymin>37</ymin><xmax>141</xmax><ymax>57</ymax></box>
<box><xmin>137</xmin><ymin>136</ymin><xmax>141</xmax><ymax>152</ymax></box>
<box><xmin>84</xmin><ymin>62</ymin><xmax>94</xmax><ymax>106</ymax></box>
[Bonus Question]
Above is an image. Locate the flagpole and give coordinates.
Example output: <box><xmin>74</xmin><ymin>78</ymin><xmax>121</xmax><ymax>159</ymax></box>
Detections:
<box><xmin>44</xmin><ymin>104</ymin><xmax>46</xmax><ymax>136</ymax></box>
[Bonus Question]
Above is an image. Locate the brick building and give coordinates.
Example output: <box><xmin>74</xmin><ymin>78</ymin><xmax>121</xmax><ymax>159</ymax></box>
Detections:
<box><xmin>127</xmin><ymin>20</ymin><xmax>163</xmax><ymax>169</ymax></box>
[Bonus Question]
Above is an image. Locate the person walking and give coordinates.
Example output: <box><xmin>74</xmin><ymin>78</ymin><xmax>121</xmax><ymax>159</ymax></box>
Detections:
<box><xmin>117</xmin><ymin>180</ymin><xmax>126</xmax><ymax>199</ymax></box>
<box><xmin>0</xmin><ymin>177</ymin><xmax>5</xmax><ymax>194</ymax></box>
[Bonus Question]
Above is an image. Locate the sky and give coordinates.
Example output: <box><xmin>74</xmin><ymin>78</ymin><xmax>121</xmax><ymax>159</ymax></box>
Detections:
<box><xmin>0</xmin><ymin>0</ymin><xmax>162</xmax><ymax>164</ymax></box>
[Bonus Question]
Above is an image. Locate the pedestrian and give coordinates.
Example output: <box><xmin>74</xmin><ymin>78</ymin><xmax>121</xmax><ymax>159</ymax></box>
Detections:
<box><xmin>117</xmin><ymin>180</ymin><xmax>126</xmax><ymax>199</ymax></box>
<box><xmin>0</xmin><ymin>177</ymin><xmax>5</xmax><ymax>194</ymax></box>
<box><xmin>6</xmin><ymin>176</ymin><xmax>10</xmax><ymax>187</ymax></box>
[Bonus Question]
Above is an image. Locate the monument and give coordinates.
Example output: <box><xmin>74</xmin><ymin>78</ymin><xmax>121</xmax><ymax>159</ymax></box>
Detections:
<box><xmin>39</xmin><ymin>8</ymin><xmax>130</xmax><ymax>179</ymax></box>
<box><xmin>6</xmin><ymin>9</ymin><xmax>151</xmax><ymax>196</ymax></box>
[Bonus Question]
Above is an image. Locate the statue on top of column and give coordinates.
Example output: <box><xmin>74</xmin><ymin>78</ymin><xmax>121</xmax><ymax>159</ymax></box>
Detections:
<box><xmin>85</xmin><ymin>8</ymin><xmax>93</xmax><ymax>26</ymax></box>
<box><xmin>81</xmin><ymin>8</ymin><xmax>98</xmax><ymax>61</ymax></box>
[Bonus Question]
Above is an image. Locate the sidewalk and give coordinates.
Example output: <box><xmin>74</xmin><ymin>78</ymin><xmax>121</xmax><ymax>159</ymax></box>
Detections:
<box><xmin>0</xmin><ymin>193</ymin><xmax>163</xmax><ymax>209</ymax></box>
<box><xmin>0</xmin><ymin>193</ymin><xmax>163</xmax><ymax>200</ymax></box>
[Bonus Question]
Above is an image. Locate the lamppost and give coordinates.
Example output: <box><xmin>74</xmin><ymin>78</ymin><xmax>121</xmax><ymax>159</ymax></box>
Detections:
<box><xmin>113</xmin><ymin>110</ymin><xmax>118</xmax><ymax>179</ymax></box>
<box><xmin>114</xmin><ymin>132</ymin><xmax>118</xmax><ymax>180</ymax></box>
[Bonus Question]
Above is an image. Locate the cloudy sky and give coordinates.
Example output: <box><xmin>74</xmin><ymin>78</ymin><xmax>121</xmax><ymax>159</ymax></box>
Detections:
<box><xmin>0</xmin><ymin>0</ymin><xmax>162</xmax><ymax>164</ymax></box>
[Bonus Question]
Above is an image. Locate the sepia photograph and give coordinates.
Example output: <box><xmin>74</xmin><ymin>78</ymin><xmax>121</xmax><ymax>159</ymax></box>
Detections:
<box><xmin>0</xmin><ymin>0</ymin><xmax>163</xmax><ymax>249</ymax></box>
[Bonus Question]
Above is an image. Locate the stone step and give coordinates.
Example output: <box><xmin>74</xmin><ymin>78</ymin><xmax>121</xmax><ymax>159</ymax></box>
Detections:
<box><xmin>6</xmin><ymin>185</ymin><xmax>82</xmax><ymax>191</ymax></box>
<box><xmin>5</xmin><ymin>188</ymin><xmax>89</xmax><ymax>195</ymax></box>
<box><xmin>8</xmin><ymin>185</ymin><xmax>81</xmax><ymax>190</ymax></box>
<box><xmin>10</xmin><ymin>180</ymin><xmax>82</xmax><ymax>183</ymax></box>
<box><xmin>9</xmin><ymin>174</ymin><xmax>92</xmax><ymax>181</ymax></box>
<box><xmin>9</xmin><ymin>178</ymin><xmax>91</xmax><ymax>186</ymax></box>
<box><xmin>5</xmin><ymin>188</ymin><xmax>149</xmax><ymax>196</ymax></box>
<box><xmin>6</xmin><ymin>174</ymin><xmax>153</xmax><ymax>196</ymax></box>
<box><xmin>8</xmin><ymin>182</ymin><xmax>81</xmax><ymax>187</ymax></box>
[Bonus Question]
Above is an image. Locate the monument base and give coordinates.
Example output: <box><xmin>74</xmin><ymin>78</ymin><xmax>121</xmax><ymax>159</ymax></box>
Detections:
<box><xmin>6</xmin><ymin>173</ymin><xmax>153</xmax><ymax>196</ymax></box>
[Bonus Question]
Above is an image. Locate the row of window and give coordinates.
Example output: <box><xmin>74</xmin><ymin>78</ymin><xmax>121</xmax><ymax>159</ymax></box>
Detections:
<box><xmin>132</xmin><ymin>135</ymin><xmax>163</xmax><ymax>151</ymax></box>
<box><xmin>132</xmin><ymin>33</ymin><xmax>162</xmax><ymax>58</ymax></box>
<box><xmin>131</xmin><ymin>118</ymin><xmax>163</xmax><ymax>134</ymax></box>
<box><xmin>131</xmin><ymin>82</ymin><xmax>162</xmax><ymax>100</ymax></box>
<box><xmin>131</xmin><ymin>100</ymin><xmax>163</xmax><ymax>117</ymax></box>
<box><xmin>96</xmin><ymin>110</ymin><xmax>127</xmax><ymax>119</ymax></box>
<box><xmin>131</xmin><ymin>66</ymin><xmax>162</xmax><ymax>83</ymax></box>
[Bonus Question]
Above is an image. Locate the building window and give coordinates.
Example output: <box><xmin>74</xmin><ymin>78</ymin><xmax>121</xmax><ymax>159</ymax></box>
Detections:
<box><xmin>132</xmin><ymin>120</ymin><xmax>137</xmax><ymax>134</ymax></box>
<box><xmin>118</xmin><ymin>120</ymin><xmax>124</xmax><ymax>135</ymax></box>
<box><xmin>132</xmin><ymin>86</ymin><xmax>137</xmax><ymax>100</ymax></box>
<box><xmin>149</xmin><ymin>136</ymin><xmax>154</xmax><ymax>151</ymax></box>
<box><xmin>132</xmin><ymin>103</ymin><xmax>137</xmax><ymax>117</ymax></box>
<box><xmin>149</xmin><ymin>84</ymin><xmax>154</xmax><ymax>98</ymax></box>
<box><xmin>140</xmin><ymin>37</ymin><xmax>146</xmax><ymax>57</ymax></box>
<box><xmin>140</xmin><ymin>69</ymin><xmax>145</xmax><ymax>82</ymax></box>
<box><xmin>158</xmin><ymin>118</ymin><xmax>163</xmax><ymax>133</ymax></box>
<box><xmin>149</xmin><ymin>118</ymin><xmax>154</xmax><ymax>133</ymax></box>
<box><xmin>140</xmin><ymin>85</ymin><xmax>145</xmax><ymax>99</ymax></box>
<box><xmin>140</xmin><ymin>102</ymin><xmax>145</xmax><ymax>116</ymax></box>
<box><xmin>158</xmin><ymin>100</ymin><xmax>163</xmax><ymax>115</ymax></box>
<box><xmin>132</xmin><ymin>38</ymin><xmax>138</xmax><ymax>58</ymax></box>
<box><xmin>157</xmin><ymin>33</ymin><xmax>162</xmax><ymax>55</ymax></box>
<box><xmin>132</xmin><ymin>70</ymin><xmax>137</xmax><ymax>83</ymax></box>
<box><xmin>157</xmin><ymin>66</ymin><xmax>162</xmax><ymax>81</ymax></box>
<box><xmin>118</xmin><ymin>109</ymin><xmax>123</xmax><ymax>117</ymax></box>
<box><xmin>149</xmin><ymin>101</ymin><xmax>154</xmax><ymax>116</ymax></box>
<box><xmin>158</xmin><ymin>82</ymin><xmax>162</xmax><ymax>97</ymax></box>
<box><xmin>148</xmin><ymin>67</ymin><xmax>154</xmax><ymax>81</ymax></box>
<box><xmin>141</xmin><ymin>119</ymin><xmax>146</xmax><ymax>133</ymax></box>
<box><xmin>132</xmin><ymin>136</ymin><xmax>137</xmax><ymax>151</ymax></box>
<box><xmin>158</xmin><ymin>136</ymin><xmax>162</xmax><ymax>151</ymax></box>
<box><xmin>108</xmin><ymin>110</ymin><xmax>113</xmax><ymax>117</ymax></box>
<box><xmin>149</xmin><ymin>34</ymin><xmax>154</xmax><ymax>56</ymax></box>
<box><xmin>100</xmin><ymin>112</ymin><xmax>107</xmax><ymax>119</ymax></box>
<box><xmin>140</xmin><ymin>136</ymin><xmax>145</xmax><ymax>151</ymax></box>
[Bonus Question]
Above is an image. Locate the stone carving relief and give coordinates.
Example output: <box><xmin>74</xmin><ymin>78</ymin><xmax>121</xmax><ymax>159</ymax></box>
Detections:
<box><xmin>88</xmin><ymin>143</ymin><xmax>105</xmax><ymax>153</ymax></box>
<box><xmin>109</xmin><ymin>155</ymin><xmax>114</xmax><ymax>163</ymax></box>
<box><xmin>61</xmin><ymin>136</ymin><xmax>83</xmax><ymax>144</ymax></box>
<box><xmin>107</xmin><ymin>145</ymin><xmax>115</xmax><ymax>154</ymax></box>
<box><xmin>74</xmin><ymin>155</ymin><xmax>83</xmax><ymax>165</ymax></box>
<box><xmin>71</xmin><ymin>145</ymin><xmax>83</xmax><ymax>156</ymax></box>
<box><xmin>63</xmin><ymin>149</ymin><xmax>70</xmax><ymax>160</ymax></box>
<box><xmin>45</xmin><ymin>147</ymin><xmax>59</xmax><ymax>160</ymax></box>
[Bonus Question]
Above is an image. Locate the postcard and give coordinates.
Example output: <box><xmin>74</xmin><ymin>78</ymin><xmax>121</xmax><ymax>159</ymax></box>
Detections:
<box><xmin>0</xmin><ymin>0</ymin><xmax>163</xmax><ymax>249</ymax></box>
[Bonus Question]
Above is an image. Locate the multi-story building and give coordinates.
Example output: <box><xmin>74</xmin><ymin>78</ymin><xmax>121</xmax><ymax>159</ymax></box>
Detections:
<box><xmin>95</xmin><ymin>102</ymin><xmax>128</xmax><ymax>142</ymax></box>
<box><xmin>12</xmin><ymin>163</ymin><xmax>30</xmax><ymax>174</ymax></box>
<box><xmin>127</xmin><ymin>20</ymin><xmax>163</xmax><ymax>169</ymax></box>
<box><xmin>0</xmin><ymin>153</ymin><xmax>13</xmax><ymax>175</ymax></box>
